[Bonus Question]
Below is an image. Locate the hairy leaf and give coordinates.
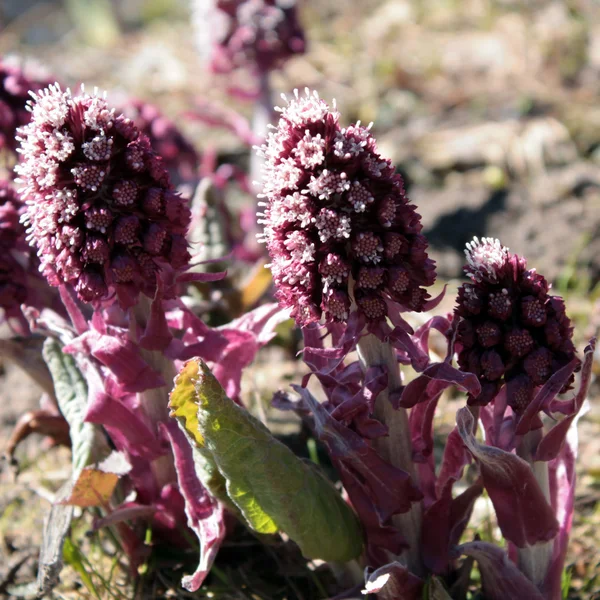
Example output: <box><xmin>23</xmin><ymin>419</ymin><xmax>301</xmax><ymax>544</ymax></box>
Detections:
<box><xmin>169</xmin><ymin>359</ymin><xmax>363</xmax><ymax>562</ymax></box>
<box><xmin>39</xmin><ymin>339</ymin><xmax>113</xmax><ymax>596</ymax></box>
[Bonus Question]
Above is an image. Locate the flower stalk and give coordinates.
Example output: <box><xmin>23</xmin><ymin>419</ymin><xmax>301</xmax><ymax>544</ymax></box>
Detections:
<box><xmin>515</xmin><ymin>428</ymin><xmax>552</xmax><ymax>587</ymax></box>
<box><xmin>357</xmin><ymin>333</ymin><xmax>423</xmax><ymax>576</ymax></box>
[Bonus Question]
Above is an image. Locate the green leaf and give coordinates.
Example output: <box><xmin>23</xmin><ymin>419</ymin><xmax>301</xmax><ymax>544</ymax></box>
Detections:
<box><xmin>168</xmin><ymin>359</ymin><xmax>231</xmax><ymax>508</ymax></box>
<box><xmin>169</xmin><ymin>359</ymin><xmax>364</xmax><ymax>563</ymax></box>
<box><xmin>63</xmin><ymin>538</ymin><xmax>100</xmax><ymax>599</ymax></box>
<box><xmin>42</xmin><ymin>339</ymin><xmax>110</xmax><ymax>473</ymax></box>
<box><xmin>38</xmin><ymin>339</ymin><xmax>112</xmax><ymax>596</ymax></box>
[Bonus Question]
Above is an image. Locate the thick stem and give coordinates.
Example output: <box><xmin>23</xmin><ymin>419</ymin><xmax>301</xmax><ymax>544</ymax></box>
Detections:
<box><xmin>516</xmin><ymin>428</ymin><xmax>553</xmax><ymax>588</ymax></box>
<box><xmin>131</xmin><ymin>295</ymin><xmax>177</xmax><ymax>487</ymax></box>
<box><xmin>357</xmin><ymin>334</ymin><xmax>424</xmax><ymax>577</ymax></box>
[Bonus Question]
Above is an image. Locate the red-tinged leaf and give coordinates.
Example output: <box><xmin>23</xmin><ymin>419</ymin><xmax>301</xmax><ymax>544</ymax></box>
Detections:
<box><xmin>414</xmin><ymin>315</ymin><xmax>452</xmax><ymax>356</ymax></box>
<box><xmin>162</xmin><ymin>421</ymin><xmax>225</xmax><ymax>592</ymax></box>
<box><xmin>211</xmin><ymin>329</ymin><xmax>256</xmax><ymax>402</ymax></box>
<box><xmin>85</xmin><ymin>392</ymin><xmax>164</xmax><ymax>461</ymax></box>
<box><xmin>362</xmin><ymin>562</ymin><xmax>424</xmax><ymax>598</ymax></box>
<box><xmin>292</xmin><ymin>385</ymin><xmax>422</xmax><ymax>521</ymax></box>
<box><xmin>480</xmin><ymin>386</ymin><xmax>512</xmax><ymax>449</ymax></box>
<box><xmin>353</xmin><ymin>412</ymin><xmax>389</xmax><ymax>439</ymax></box>
<box><xmin>436</xmin><ymin>427</ymin><xmax>471</xmax><ymax>498</ymax></box>
<box><xmin>384</xmin><ymin>300</ymin><xmax>415</xmax><ymax>334</ymax></box>
<box><xmin>410</xmin><ymin>395</ymin><xmax>441</xmax><ymax>463</ymax></box>
<box><xmin>64</xmin><ymin>331</ymin><xmax>164</xmax><ymax>393</ymax></box>
<box><xmin>139</xmin><ymin>278</ymin><xmax>172</xmax><ymax>352</ymax></box>
<box><xmin>422</xmin><ymin>284</ymin><xmax>447</xmax><ymax>311</ymax></box>
<box><xmin>208</xmin><ymin>304</ymin><xmax>291</xmax><ymax>401</ymax></box>
<box><xmin>336</xmin><ymin>461</ymin><xmax>406</xmax><ymax>564</ymax></box>
<box><xmin>188</xmin><ymin>99</ymin><xmax>259</xmax><ymax>146</ymax></box>
<box><xmin>223</xmin><ymin>302</ymin><xmax>289</xmax><ymax>345</ymax></box>
<box><xmin>537</xmin><ymin>339</ymin><xmax>595</xmax><ymax>462</ymax></box>
<box><xmin>457</xmin><ymin>408</ymin><xmax>558</xmax><ymax>547</ymax></box>
<box><xmin>410</xmin><ymin>393</ymin><xmax>443</xmax><ymax>505</ymax></box>
<box><xmin>458</xmin><ymin>541</ymin><xmax>545</xmax><ymax>600</ymax></box>
<box><xmin>301</xmin><ymin>323</ymin><xmax>330</xmax><ymax>373</ymax></box>
<box><xmin>400</xmin><ymin>362</ymin><xmax>481</xmax><ymax>408</ymax></box>
<box><xmin>388</xmin><ymin>326</ymin><xmax>429</xmax><ymax>370</ymax></box>
<box><xmin>330</xmin><ymin>366</ymin><xmax>387</xmax><ymax>422</ymax></box>
<box><xmin>449</xmin><ymin>483</ymin><xmax>483</xmax><ymax>547</ymax></box>
<box><xmin>516</xmin><ymin>358</ymin><xmax>579</xmax><ymax>436</ymax></box>
<box><xmin>301</xmin><ymin>311</ymin><xmax>365</xmax><ymax>369</ymax></box>
<box><xmin>93</xmin><ymin>503</ymin><xmax>158</xmax><ymax>529</ymax></box>
<box><xmin>422</xmin><ymin>478</ymin><xmax>482</xmax><ymax>574</ymax></box>
<box><xmin>58</xmin><ymin>285</ymin><xmax>88</xmax><ymax>335</ymax></box>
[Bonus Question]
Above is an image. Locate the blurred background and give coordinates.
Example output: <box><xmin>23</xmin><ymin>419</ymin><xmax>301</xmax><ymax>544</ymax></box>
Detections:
<box><xmin>1</xmin><ymin>0</ymin><xmax>599</xmax><ymax>597</ymax></box>
<box><xmin>2</xmin><ymin>0</ymin><xmax>600</xmax><ymax>286</ymax></box>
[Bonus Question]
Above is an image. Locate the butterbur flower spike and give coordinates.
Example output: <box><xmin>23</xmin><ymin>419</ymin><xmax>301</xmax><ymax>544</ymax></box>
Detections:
<box><xmin>16</xmin><ymin>84</ymin><xmax>191</xmax><ymax>308</ymax></box>
<box><xmin>257</xmin><ymin>89</ymin><xmax>436</xmax><ymax>326</ymax></box>
<box><xmin>455</xmin><ymin>236</ymin><xmax>578</xmax><ymax>411</ymax></box>
<box><xmin>194</xmin><ymin>0</ymin><xmax>306</xmax><ymax>75</ymax></box>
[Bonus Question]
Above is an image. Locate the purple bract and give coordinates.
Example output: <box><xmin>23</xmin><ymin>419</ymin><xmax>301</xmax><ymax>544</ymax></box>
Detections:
<box><xmin>257</xmin><ymin>89</ymin><xmax>435</xmax><ymax>325</ymax></box>
<box><xmin>454</xmin><ymin>237</ymin><xmax>578</xmax><ymax>411</ymax></box>
<box><xmin>16</xmin><ymin>85</ymin><xmax>191</xmax><ymax>307</ymax></box>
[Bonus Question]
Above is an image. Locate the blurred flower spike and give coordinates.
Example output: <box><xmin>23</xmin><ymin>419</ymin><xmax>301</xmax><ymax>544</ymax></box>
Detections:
<box><xmin>257</xmin><ymin>88</ymin><xmax>436</xmax><ymax>326</ymax></box>
<box><xmin>195</xmin><ymin>0</ymin><xmax>306</xmax><ymax>74</ymax></box>
<box><xmin>0</xmin><ymin>57</ymin><xmax>52</xmax><ymax>155</ymax></box>
<box><xmin>0</xmin><ymin>181</ymin><xmax>29</xmax><ymax>322</ymax></box>
<box><xmin>16</xmin><ymin>84</ymin><xmax>191</xmax><ymax>308</ymax></box>
<box><xmin>454</xmin><ymin>236</ymin><xmax>579</xmax><ymax>411</ymax></box>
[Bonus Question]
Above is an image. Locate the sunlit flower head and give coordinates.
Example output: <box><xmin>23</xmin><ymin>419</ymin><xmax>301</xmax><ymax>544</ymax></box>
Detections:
<box><xmin>16</xmin><ymin>84</ymin><xmax>190</xmax><ymax>307</ymax></box>
<box><xmin>257</xmin><ymin>89</ymin><xmax>436</xmax><ymax>325</ymax></box>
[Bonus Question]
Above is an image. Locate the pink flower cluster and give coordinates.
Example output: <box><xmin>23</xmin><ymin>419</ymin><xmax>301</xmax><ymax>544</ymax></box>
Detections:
<box><xmin>16</xmin><ymin>85</ymin><xmax>191</xmax><ymax>307</ymax></box>
<box><xmin>454</xmin><ymin>237</ymin><xmax>578</xmax><ymax>411</ymax></box>
<box><xmin>258</xmin><ymin>89</ymin><xmax>435</xmax><ymax>325</ymax></box>
<box><xmin>0</xmin><ymin>57</ymin><xmax>52</xmax><ymax>154</ymax></box>
<box><xmin>196</xmin><ymin>0</ymin><xmax>306</xmax><ymax>74</ymax></box>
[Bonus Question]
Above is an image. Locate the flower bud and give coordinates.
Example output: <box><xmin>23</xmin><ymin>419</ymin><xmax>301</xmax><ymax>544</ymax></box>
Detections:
<box><xmin>454</xmin><ymin>237</ymin><xmax>578</xmax><ymax>410</ymax></box>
